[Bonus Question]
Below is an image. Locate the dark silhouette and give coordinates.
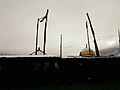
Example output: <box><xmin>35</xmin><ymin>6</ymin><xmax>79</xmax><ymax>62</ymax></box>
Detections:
<box><xmin>40</xmin><ymin>9</ymin><xmax>49</xmax><ymax>55</ymax></box>
<box><xmin>30</xmin><ymin>47</ymin><xmax>46</xmax><ymax>55</ymax></box>
<box><xmin>86</xmin><ymin>13</ymin><xmax>100</xmax><ymax>57</ymax></box>
<box><xmin>32</xmin><ymin>9</ymin><xmax>49</xmax><ymax>55</ymax></box>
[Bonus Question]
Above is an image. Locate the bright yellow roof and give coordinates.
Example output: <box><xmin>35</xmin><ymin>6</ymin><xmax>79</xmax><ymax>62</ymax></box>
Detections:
<box><xmin>79</xmin><ymin>47</ymin><xmax>95</xmax><ymax>57</ymax></box>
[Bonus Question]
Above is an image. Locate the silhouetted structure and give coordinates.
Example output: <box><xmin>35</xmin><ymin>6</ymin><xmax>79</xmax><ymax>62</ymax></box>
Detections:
<box><xmin>118</xmin><ymin>30</ymin><xmax>120</xmax><ymax>53</ymax></box>
<box><xmin>86</xmin><ymin>13</ymin><xmax>100</xmax><ymax>57</ymax></box>
<box><xmin>40</xmin><ymin>9</ymin><xmax>49</xmax><ymax>55</ymax></box>
<box><xmin>79</xmin><ymin>44</ymin><xmax>95</xmax><ymax>57</ymax></box>
<box><xmin>31</xmin><ymin>9</ymin><xmax>49</xmax><ymax>55</ymax></box>
<box><xmin>30</xmin><ymin>47</ymin><xmax>44</xmax><ymax>55</ymax></box>
<box><xmin>60</xmin><ymin>34</ymin><xmax>63</xmax><ymax>58</ymax></box>
<box><xmin>35</xmin><ymin>18</ymin><xmax>40</xmax><ymax>55</ymax></box>
<box><xmin>86</xmin><ymin>21</ymin><xmax>91</xmax><ymax>55</ymax></box>
<box><xmin>79</xmin><ymin>21</ymin><xmax>95</xmax><ymax>57</ymax></box>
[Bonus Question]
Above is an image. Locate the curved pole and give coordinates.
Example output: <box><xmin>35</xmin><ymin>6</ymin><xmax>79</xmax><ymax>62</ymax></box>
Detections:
<box><xmin>60</xmin><ymin>34</ymin><xmax>62</xmax><ymax>58</ymax></box>
<box><xmin>30</xmin><ymin>47</ymin><xmax>45</xmax><ymax>55</ymax></box>
<box><xmin>35</xmin><ymin>18</ymin><xmax>40</xmax><ymax>55</ymax></box>
<box><xmin>86</xmin><ymin>13</ymin><xmax>100</xmax><ymax>57</ymax></box>
<box><xmin>118</xmin><ymin>30</ymin><xmax>120</xmax><ymax>53</ymax></box>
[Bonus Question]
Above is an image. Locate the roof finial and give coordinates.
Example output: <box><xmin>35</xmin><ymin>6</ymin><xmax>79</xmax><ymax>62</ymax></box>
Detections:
<box><xmin>86</xmin><ymin>44</ymin><xmax>87</xmax><ymax>48</ymax></box>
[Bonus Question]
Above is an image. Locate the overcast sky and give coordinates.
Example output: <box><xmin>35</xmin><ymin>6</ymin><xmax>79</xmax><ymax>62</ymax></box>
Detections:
<box><xmin>0</xmin><ymin>0</ymin><xmax>120</xmax><ymax>57</ymax></box>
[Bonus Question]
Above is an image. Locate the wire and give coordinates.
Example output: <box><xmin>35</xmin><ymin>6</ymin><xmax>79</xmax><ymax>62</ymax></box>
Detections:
<box><xmin>63</xmin><ymin>34</ymin><xmax>118</xmax><ymax>48</ymax></box>
<box><xmin>98</xmin><ymin>34</ymin><xmax>118</xmax><ymax>41</ymax></box>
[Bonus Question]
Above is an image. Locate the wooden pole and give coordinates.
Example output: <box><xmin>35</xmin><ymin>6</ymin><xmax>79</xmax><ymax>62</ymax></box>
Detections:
<box><xmin>118</xmin><ymin>30</ymin><xmax>120</xmax><ymax>53</ymax></box>
<box><xmin>43</xmin><ymin>9</ymin><xmax>49</xmax><ymax>55</ymax></box>
<box><xmin>86</xmin><ymin>13</ymin><xmax>100</xmax><ymax>57</ymax></box>
<box><xmin>35</xmin><ymin>18</ymin><xmax>40</xmax><ymax>55</ymax></box>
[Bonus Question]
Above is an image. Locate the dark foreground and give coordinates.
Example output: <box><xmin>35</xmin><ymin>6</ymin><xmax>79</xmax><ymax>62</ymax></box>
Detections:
<box><xmin>0</xmin><ymin>56</ymin><xmax>120</xmax><ymax>89</ymax></box>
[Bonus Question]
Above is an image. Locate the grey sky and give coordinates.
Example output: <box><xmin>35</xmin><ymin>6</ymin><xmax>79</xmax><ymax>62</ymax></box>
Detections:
<box><xmin>0</xmin><ymin>0</ymin><xmax>120</xmax><ymax>57</ymax></box>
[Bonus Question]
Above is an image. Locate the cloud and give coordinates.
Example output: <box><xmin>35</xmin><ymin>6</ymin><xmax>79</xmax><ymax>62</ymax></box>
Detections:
<box><xmin>100</xmin><ymin>45</ymin><xmax>119</xmax><ymax>56</ymax></box>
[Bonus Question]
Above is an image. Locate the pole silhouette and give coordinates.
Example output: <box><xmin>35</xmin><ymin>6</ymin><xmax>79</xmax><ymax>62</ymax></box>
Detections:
<box><xmin>40</xmin><ymin>9</ymin><xmax>49</xmax><ymax>55</ymax></box>
<box><xmin>35</xmin><ymin>18</ymin><xmax>40</xmax><ymax>55</ymax></box>
<box><xmin>86</xmin><ymin>21</ymin><xmax>91</xmax><ymax>55</ymax></box>
<box><xmin>60</xmin><ymin>34</ymin><xmax>62</xmax><ymax>58</ymax></box>
<box><xmin>118</xmin><ymin>30</ymin><xmax>120</xmax><ymax>53</ymax></box>
<box><xmin>86</xmin><ymin>13</ymin><xmax>100</xmax><ymax>57</ymax></box>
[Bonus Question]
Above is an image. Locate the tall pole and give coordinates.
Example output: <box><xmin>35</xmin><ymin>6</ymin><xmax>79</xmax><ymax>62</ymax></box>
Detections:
<box><xmin>35</xmin><ymin>18</ymin><xmax>40</xmax><ymax>55</ymax></box>
<box><xmin>86</xmin><ymin>21</ymin><xmax>91</xmax><ymax>55</ymax></box>
<box><xmin>40</xmin><ymin>9</ymin><xmax>49</xmax><ymax>55</ymax></box>
<box><xmin>60</xmin><ymin>34</ymin><xmax>62</xmax><ymax>58</ymax></box>
<box><xmin>86</xmin><ymin>13</ymin><xmax>100</xmax><ymax>57</ymax></box>
<box><xmin>118</xmin><ymin>30</ymin><xmax>120</xmax><ymax>53</ymax></box>
<box><xmin>43</xmin><ymin>17</ymin><xmax>47</xmax><ymax>55</ymax></box>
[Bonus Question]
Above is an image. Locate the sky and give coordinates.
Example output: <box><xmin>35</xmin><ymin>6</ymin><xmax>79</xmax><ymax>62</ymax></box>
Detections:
<box><xmin>0</xmin><ymin>0</ymin><xmax>120</xmax><ymax>57</ymax></box>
